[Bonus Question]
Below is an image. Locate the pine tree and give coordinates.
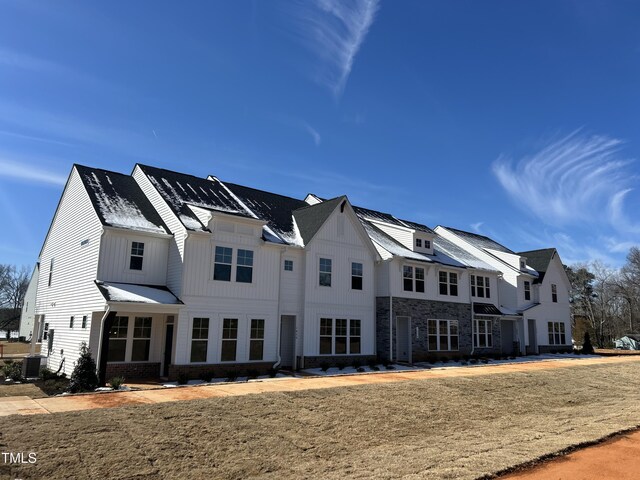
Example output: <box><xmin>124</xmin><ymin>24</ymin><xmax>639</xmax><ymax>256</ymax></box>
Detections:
<box><xmin>67</xmin><ymin>342</ymin><xmax>99</xmax><ymax>393</ymax></box>
<box><xmin>582</xmin><ymin>331</ymin><xmax>594</xmax><ymax>355</ymax></box>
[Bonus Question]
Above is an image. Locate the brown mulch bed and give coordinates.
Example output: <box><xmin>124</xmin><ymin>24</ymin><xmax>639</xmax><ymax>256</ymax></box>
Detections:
<box><xmin>1</xmin><ymin>362</ymin><xmax>640</xmax><ymax>479</ymax></box>
<box><xmin>595</xmin><ymin>348</ymin><xmax>640</xmax><ymax>355</ymax></box>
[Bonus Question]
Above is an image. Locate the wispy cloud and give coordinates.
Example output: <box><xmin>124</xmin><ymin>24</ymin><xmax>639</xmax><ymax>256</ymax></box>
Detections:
<box><xmin>492</xmin><ymin>130</ymin><xmax>636</xmax><ymax>229</ymax></box>
<box><xmin>302</xmin><ymin>121</ymin><xmax>321</xmax><ymax>146</ymax></box>
<box><xmin>0</xmin><ymin>157</ymin><xmax>66</xmax><ymax>186</ymax></box>
<box><xmin>0</xmin><ymin>129</ymin><xmax>74</xmax><ymax>147</ymax></box>
<box><xmin>286</xmin><ymin>0</ymin><xmax>380</xmax><ymax>95</ymax></box>
<box><xmin>470</xmin><ymin>222</ymin><xmax>484</xmax><ymax>233</ymax></box>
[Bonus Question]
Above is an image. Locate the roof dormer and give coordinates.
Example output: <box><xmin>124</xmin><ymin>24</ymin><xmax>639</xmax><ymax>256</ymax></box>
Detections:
<box><xmin>413</xmin><ymin>233</ymin><xmax>435</xmax><ymax>255</ymax></box>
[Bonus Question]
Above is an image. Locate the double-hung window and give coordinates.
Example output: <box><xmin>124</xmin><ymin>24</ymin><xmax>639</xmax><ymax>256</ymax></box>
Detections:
<box><xmin>82</xmin><ymin>315</ymin><xmax>87</xmax><ymax>329</ymax></box>
<box><xmin>249</xmin><ymin>319</ymin><xmax>265</xmax><ymax>361</ymax></box>
<box><xmin>427</xmin><ymin>319</ymin><xmax>459</xmax><ymax>351</ymax></box>
<box><xmin>474</xmin><ymin>318</ymin><xmax>493</xmax><ymax>348</ymax></box>
<box><xmin>319</xmin><ymin>318</ymin><xmax>361</xmax><ymax>355</ymax></box>
<box><xmin>524</xmin><ymin>281</ymin><xmax>531</xmax><ymax>301</ymax></box>
<box><xmin>69</xmin><ymin>316</ymin><xmax>74</xmax><ymax>329</ymax></box>
<box><xmin>471</xmin><ymin>275</ymin><xmax>490</xmax><ymax>298</ymax></box>
<box><xmin>130</xmin><ymin>242</ymin><xmax>144</xmax><ymax>270</ymax></box>
<box><xmin>221</xmin><ymin>318</ymin><xmax>238</xmax><ymax>361</ymax></box>
<box><xmin>403</xmin><ymin>266</ymin><xmax>425</xmax><ymax>292</ymax></box>
<box><xmin>108</xmin><ymin>316</ymin><xmax>128</xmax><ymax>362</ymax></box>
<box><xmin>319</xmin><ymin>258</ymin><xmax>332</xmax><ymax>287</ymax></box>
<box><xmin>551</xmin><ymin>284</ymin><xmax>558</xmax><ymax>303</ymax></box>
<box><xmin>214</xmin><ymin>246</ymin><xmax>233</xmax><ymax>281</ymax></box>
<box><xmin>439</xmin><ymin>271</ymin><xmax>458</xmax><ymax>296</ymax></box>
<box><xmin>132</xmin><ymin>317</ymin><xmax>152</xmax><ymax>361</ymax></box>
<box><xmin>284</xmin><ymin>259</ymin><xmax>293</xmax><ymax>271</ymax></box>
<box><xmin>351</xmin><ymin>262</ymin><xmax>363</xmax><ymax>290</ymax></box>
<box><xmin>236</xmin><ymin>249</ymin><xmax>254</xmax><ymax>283</ymax></box>
<box><xmin>416</xmin><ymin>238</ymin><xmax>422</xmax><ymax>248</ymax></box>
<box><xmin>548</xmin><ymin>322</ymin><xmax>566</xmax><ymax>345</ymax></box>
<box><xmin>190</xmin><ymin>318</ymin><xmax>209</xmax><ymax>363</ymax></box>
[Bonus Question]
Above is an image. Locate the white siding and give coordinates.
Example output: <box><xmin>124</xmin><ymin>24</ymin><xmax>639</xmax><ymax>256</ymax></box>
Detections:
<box><xmin>367</xmin><ymin>219</ymin><xmax>414</xmax><ymax>250</ymax></box>
<box><xmin>19</xmin><ymin>265</ymin><xmax>39</xmax><ymax>339</ymax></box>
<box><xmin>132</xmin><ymin>165</ymin><xmax>185</xmax><ymax>296</ymax></box>
<box><xmin>97</xmin><ymin>230</ymin><xmax>169</xmax><ymax>286</ymax></box>
<box><xmin>35</xmin><ymin>168</ymin><xmax>106</xmax><ymax>375</ymax></box>
<box><xmin>302</xmin><ymin>208</ymin><xmax>376</xmax><ymax>356</ymax></box>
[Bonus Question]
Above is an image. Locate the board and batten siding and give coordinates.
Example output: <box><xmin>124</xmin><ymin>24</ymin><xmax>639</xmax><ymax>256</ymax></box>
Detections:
<box><xmin>132</xmin><ymin>165</ymin><xmax>185</xmax><ymax>296</ymax></box>
<box><xmin>19</xmin><ymin>265</ymin><xmax>39</xmax><ymax>339</ymax></box>
<box><xmin>97</xmin><ymin>230</ymin><xmax>169</xmax><ymax>286</ymax></box>
<box><xmin>35</xmin><ymin>167</ymin><xmax>106</xmax><ymax>375</ymax></box>
<box><xmin>302</xmin><ymin>208</ymin><xmax>376</xmax><ymax>356</ymax></box>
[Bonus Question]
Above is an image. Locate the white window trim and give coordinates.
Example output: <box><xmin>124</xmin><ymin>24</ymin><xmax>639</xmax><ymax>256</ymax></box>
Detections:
<box><xmin>547</xmin><ymin>321</ymin><xmax>566</xmax><ymax>345</ymax></box>
<box><xmin>127</xmin><ymin>240</ymin><xmax>146</xmax><ymax>274</ymax></box>
<box><xmin>318</xmin><ymin>255</ymin><xmax>334</xmax><ymax>288</ymax></box>
<box><xmin>189</xmin><ymin>315</ymin><xmax>212</xmax><ymax>364</ymax></box>
<box><xmin>427</xmin><ymin>319</ymin><xmax>459</xmax><ymax>351</ymax></box>
<box><xmin>473</xmin><ymin>318</ymin><xmax>493</xmax><ymax>348</ymax></box>
<box><xmin>438</xmin><ymin>270</ymin><xmax>459</xmax><ymax>297</ymax></box>
<box><xmin>471</xmin><ymin>275</ymin><xmax>491</xmax><ymax>299</ymax></box>
<box><xmin>402</xmin><ymin>264</ymin><xmax>426</xmax><ymax>293</ymax></box>
<box><xmin>318</xmin><ymin>317</ymin><xmax>362</xmax><ymax>356</ymax></box>
<box><xmin>350</xmin><ymin>259</ymin><xmax>364</xmax><ymax>292</ymax></box>
<box><xmin>246</xmin><ymin>318</ymin><xmax>267</xmax><ymax>362</ymax></box>
<box><xmin>211</xmin><ymin>244</ymin><xmax>256</xmax><ymax>286</ymax></box>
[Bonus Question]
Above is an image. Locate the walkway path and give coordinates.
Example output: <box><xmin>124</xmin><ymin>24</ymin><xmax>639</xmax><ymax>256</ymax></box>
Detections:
<box><xmin>1</xmin><ymin>354</ymin><xmax>639</xmax><ymax>417</ymax></box>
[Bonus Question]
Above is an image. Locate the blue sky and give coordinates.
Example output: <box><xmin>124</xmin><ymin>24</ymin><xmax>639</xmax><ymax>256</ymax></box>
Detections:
<box><xmin>1</xmin><ymin>0</ymin><xmax>639</xmax><ymax>268</ymax></box>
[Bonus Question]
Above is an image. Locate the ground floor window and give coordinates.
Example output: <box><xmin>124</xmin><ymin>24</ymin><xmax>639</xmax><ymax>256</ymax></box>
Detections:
<box><xmin>319</xmin><ymin>318</ymin><xmax>362</xmax><ymax>355</ymax></box>
<box><xmin>108</xmin><ymin>316</ymin><xmax>129</xmax><ymax>362</ymax></box>
<box><xmin>221</xmin><ymin>318</ymin><xmax>238</xmax><ymax>361</ymax></box>
<box><xmin>249</xmin><ymin>319</ymin><xmax>265</xmax><ymax>361</ymax></box>
<box><xmin>428</xmin><ymin>319</ymin><xmax>459</xmax><ymax>351</ymax></box>
<box><xmin>132</xmin><ymin>317</ymin><xmax>152</xmax><ymax>361</ymax></box>
<box><xmin>190</xmin><ymin>317</ymin><xmax>209</xmax><ymax>363</ymax></box>
<box><xmin>474</xmin><ymin>318</ymin><xmax>493</xmax><ymax>348</ymax></box>
<box><xmin>548</xmin><ymin>321</ymin><xmax>566</xmax><ymax>345</ymax></box>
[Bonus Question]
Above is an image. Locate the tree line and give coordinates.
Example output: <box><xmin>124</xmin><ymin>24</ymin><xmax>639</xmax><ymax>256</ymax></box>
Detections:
<box><xmin>0</xmin><ymin>264</ymin><xmax>29</xmax><ymax>313</ymax></box>
<box><xmin>567</xmin><ymin>247</ymin><xmax>640</xmax><ymax>348</ymax></box>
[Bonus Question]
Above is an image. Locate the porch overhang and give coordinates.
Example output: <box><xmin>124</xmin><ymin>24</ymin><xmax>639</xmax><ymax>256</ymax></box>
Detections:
<box><xmin>95</xmin><ymin>281</ymin><xmax>183</xmax><ymax>314</ymax></box>
<box><xmin>473</xmin><ymin>303</ymin><xmax>502</xmax><ymax>316</ymax></box>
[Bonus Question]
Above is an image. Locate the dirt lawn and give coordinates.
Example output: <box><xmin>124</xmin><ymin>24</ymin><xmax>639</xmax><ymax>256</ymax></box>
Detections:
<box><xmin>2</xmin><ymin>362</ymin><xmax>640</xmax><ymax>480</ymax></box>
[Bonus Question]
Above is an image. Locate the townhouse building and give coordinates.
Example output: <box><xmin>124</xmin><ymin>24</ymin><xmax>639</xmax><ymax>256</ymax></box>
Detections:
<box><xmin>31</xmin><ymin>164</ymin><xmax>572</xmax><ymax>382</ymax></box>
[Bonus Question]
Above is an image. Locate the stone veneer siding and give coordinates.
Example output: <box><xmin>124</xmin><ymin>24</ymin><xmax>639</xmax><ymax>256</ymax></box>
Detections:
<box><xmin>167</xmin><ymin>362</ymin><xmax>272</xmax><ymax>381</ymax></box>
<box><xmin>106</xmin><ymin>362</ymin><xmax>161</xmax><ymax>379</ymax></box>
<box><xmin>376</xmin><ymin>297</ymin><xmax>503</xmax><ymax>362</ymax></box>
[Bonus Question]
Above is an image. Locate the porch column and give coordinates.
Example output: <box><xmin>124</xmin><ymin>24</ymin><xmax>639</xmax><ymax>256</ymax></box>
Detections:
<box><xmin>98</xmin><ymin>311</ymin><xmax>117</xmax><ymax>387</ymax></box>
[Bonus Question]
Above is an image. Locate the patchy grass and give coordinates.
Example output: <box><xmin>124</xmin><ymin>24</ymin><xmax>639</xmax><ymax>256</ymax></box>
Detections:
<box><xmin>0</xmin><ymin>383</ymin><xmax>49</xmax><ymax>399</ymax></box>
<box><xmin>2</xmin><ymin>363</ymin><xmax>640</xmax><ymax>479</ymax></box>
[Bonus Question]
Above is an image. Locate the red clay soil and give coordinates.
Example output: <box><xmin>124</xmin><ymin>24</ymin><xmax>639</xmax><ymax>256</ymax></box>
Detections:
<box><xmin>499</xmin><ymin>429</ymin><xmax>640</xmax><ymax>480</ymax></box>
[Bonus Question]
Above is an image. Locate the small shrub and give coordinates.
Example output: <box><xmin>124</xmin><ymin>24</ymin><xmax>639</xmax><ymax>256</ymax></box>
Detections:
<box><xmin>2</xmin><ymin>360</ymin><xmax>23</xmax><ymax>381</ymax></box>
<box><xmin>352</xmin><ymin>359</ymin><xmax>362</xmax><ymax>369</ymax></box>
<box><xmin>367</xmin><ymin>358</ymin><xmax>378</xmax><ymax>370</ymax></box>
<box><xmin>508</xmin><ymin>356</ymin><xmax>516</xmax><ymax>360</ymax></box>
<box><xmin>573</xmin><ymin>349</ymin><xmax>581</xmax><ymax>355</ymax></box>
<box><xmin>386</xmin><ymin>365</ymin><xmax>395</xmax><ymax>370</ymax></box>
<box><xmin>582</xmin><ymin>332</ymin><xmax>595</xmax><ymax>355</ymax></box>
<box><xmin>108</xmin><ymin>376</ymin><xmax>125</xmax><ymax>390</ymax></box>
<box><xmin>199</xmin><ymin>370</ymin><xmax>215</xmax><ymax>382</ymax></box>
<box><xmin>462</xmin><ymin>354</ymin><xmax>471</xmax><ymax>361</ymax></box>
<box><xmin>356</xmin><ymin>367</ymin><xmax>365</xmax><ymax>373</ymax></box>
<box><xmin>381</xmin><ymin>358</ymin><xmax>391</xmax><ymax>367</ymax></box>
<box><xmin>177</xmin><ymin>372</ymin><xmax>189</xmax><ymax>385</ymax></box>
<box><xmin>224</xmin><ymin>370</ymin><xmax>238</xmax><ymax>382</ymax></box>
<box><xmin>267</xmin><ymin>367</ymin><xmax>279</xmax><ymax>378</ymax></box>
<box><xmin>470</xmin><ymin>358</ymin><xmax>479</xmax><ymax>365</ymax></box>
<box><xmin>319</xmin><ymin>362</ymin><xmax>331</xmax><ymax>372</ymax></box>
<box><xmin>336</xmin><ymin>362</ymin><xmax>347</xmax><ymax>371</ymax></box>
<box><xmin>451</xmin><ymin>355</ymin><xmax>461</xmax><ymax>362</ymax></box>
<box><xmin>480</xmin><ymin>358</ymin><xmax>489</xmax><ymax>364</ymax></box>
<box><xmin>246</xmin><ymin>369</ymin><xmax>260</xmax><ymax>379</ymax></box>
<box><xmin>461</xmin><ymin>361</ymin><xmax>468</xmax><ymax>366</ymax></box>
<box><xmin>371</xmin><ymin>366</ymin><xmax>380</xmax><ymax>371</ymax></box>
<box><xmin>39</xmin><ymin>367</ymin><xmax>58</xmax><ymax>381</ymax></box>
<box><xmin>67</xmin><ymin>343</ymin><xmax>98</xmax><ymax>393</ymax></box>
<box><xmin>440</xmin><ymin>356</ymin><xmax>449</xmax><ymax>363</ymax></box>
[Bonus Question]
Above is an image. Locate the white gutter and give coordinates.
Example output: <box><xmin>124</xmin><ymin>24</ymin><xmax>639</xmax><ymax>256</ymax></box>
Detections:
<box><xmin>389</xmin><ymin>295</ymin><xmax>393</xmax><ymax>361</ymax></box>
<box><xmin>272</xmin><ymin>247</ymin><xmax>285</xmax><ymax>370</ymax></box>
<box><xmin>469</xmin><ymin>272</ymin><xmax>475</xmax><ymax>356</ymax></box>
<box><xmin>95</xmin><ymin>305</ymin><xmax>111</xmax><ymax>374</ymax></box>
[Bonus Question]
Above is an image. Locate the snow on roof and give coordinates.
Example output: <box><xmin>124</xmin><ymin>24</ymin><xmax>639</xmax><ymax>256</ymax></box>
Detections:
<box><xmin>76</xmin><ymin>166</ymin><xmax>169</xmax><ymax>234</ymax></box>
<box><xmin>138</xmin><ymin>165</ymin><xmax>253</xmax><ymax>232</ymax></box>
<box><xmin>433</xmin><ymin>235</ymin><xmax>499</xmax><ymax>272</ymax></box>
<box><xmin>442</xmin><ymin>226</ymin><xmax>515</xmax><ymax>254</ymax></box>
<box><xmin>96</xmin><ymin>281</ymin><xmax>182</xmax><ymax>305</ymax></box>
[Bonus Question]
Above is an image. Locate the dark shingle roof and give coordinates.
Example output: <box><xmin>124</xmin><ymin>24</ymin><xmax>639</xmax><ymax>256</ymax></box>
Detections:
<box><xmin>353</xmin><ymin>206</ymin><xmax>435</xmax><ymax>234</ymax></box>
<box><xmin>75</xmin><ymin>165</ymin><xmax>170</xmax><ymax>234</ymax></box>
<box><xmin>434</xmin><ymin>235</ymin><xmax>498</xmax><ymax>271</ymax></box>
<box><xmin>518</xmin><ymin>248</ymin><xmax>556</xmax><ymax>283</ymax></box>
<box><xmin>397</xmin><ymin>218</ymin><xmax>435</xmax><ymax>235</ymax></box>
<box><xmin>293</xmin><ymin>196</ymin><xmax>346</xmax><ymax>245</ymax></box>
<box><xmin>223</xmin><ymin>182</ymin><xmax>308</xmax><ymax>245</ymax></box>
<box><xmin>442</xmin><ymin>227</ymin><xmax>515</xmax><ymax>254</ymax></box>
<box><xmin>473</xmin><ymin>303</ymin><xmax>502</xmax><ymax>315</ymax></box>
<box><xmin>137</xmin><ymin>164</ymin><xmax>253</xmax><ymax>232</ymax></box>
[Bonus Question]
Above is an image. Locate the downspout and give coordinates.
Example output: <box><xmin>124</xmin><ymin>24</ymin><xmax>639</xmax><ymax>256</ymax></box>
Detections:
<box><xmin>272</xmin><ymin>246</ymin><xmax>285</xmax><ymax>370</ymax></box>
<box><xmin>95</xmin><ymin>305</ymin><xmax>111</xmax><ymax>382</ymax></box>
<box><xmin>389</xmin><ymin>294</ymin><xmax>393</xmax><ymax>361</ymax></box>
<box><xmin>469</xmin><ymin>271</ymin><xmax>475</xmax><ymax>356</ymax></box>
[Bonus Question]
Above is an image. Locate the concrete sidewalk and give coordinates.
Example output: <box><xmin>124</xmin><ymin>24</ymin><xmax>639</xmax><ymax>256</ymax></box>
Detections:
<box><xmin>2</xmin><ymin>355</ymin><xmax>639</xmax><ymax>417</ymax></box>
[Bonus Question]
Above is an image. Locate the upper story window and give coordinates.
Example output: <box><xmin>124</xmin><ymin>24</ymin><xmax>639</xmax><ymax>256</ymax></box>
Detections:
<box><xmin>424</xmin><ymin>240</ymin><xmax>431</xmax><ymax>249</ymax></box>
<box><xmin>524</xmin><ymin>281</ymin><xmax>531</xmax><ymax>301</ymax></box>
<box><xmin>471</xmin><ymin>275</ymin><xmax>490</xmax><ymax>298</ymax></box>
<box><xmin>130</xmin><ymin>242</ymin><xmax>144</xmax><ymax>270</ymax></box>
<box><xmin>284</xmin><ymin>259</ymin><xmax>293</xmax><ymax>271</ymax></box>
<box><xmin>69</xmin><ymin>316</ymin><xmax>74</xmax><ymax>329</ymax></box>
<box><xmin>319</xmin><ymin>258</ymin><xmax>332</xmax><ymax>287</ymax></box>
<box><xmin>351</xmin><ymin>262</ymin><xmax>363</xmax><ymax>290</ymax></box>
<box><xmin>214</xmin><ymin>246</ymin><xmax>233</xmax><ymax>281</ymax></box>
<box><xmin>82</xmin><ymin>316</ymin><xmax>87</xmax><ymax>329</ymax></box>
<box><xmin>48</xmin><ymin>258</ymin><xmax>54</xmax><ymax>287</ymax></box>
<box><xmin>439</xmin><ymin>271</ymin><xmax>458</xmax><ymax>296</ymax></box>
<box><xmin>551</xmin><ymin>284</ymin><xmax>558</xmax><ymax>303</ymax></box>
<box><xmin>415</xmin><ymin>238</ymin><xmax>422</xmax><ymax>248</ymax></box>
<box><xmin>403</xmin><ymin>266</ymin><xmax>425</xmax><ymax>293</ymax></box>
<box><xmin>520</xmin><ymin>260</ymin><xmax>526</xmax><ymax>269</ymax></box>
<box><xmin>236</xmin><ymin>249</ymin><xmax>254</xmax><ymax>283</ymax></box>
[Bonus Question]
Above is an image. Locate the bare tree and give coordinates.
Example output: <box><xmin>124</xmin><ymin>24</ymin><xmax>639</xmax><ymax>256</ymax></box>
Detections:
<box><xmin>0</xmin><ymin>264</ymin><xmax>29</xmax><ymax>312</ymax></box>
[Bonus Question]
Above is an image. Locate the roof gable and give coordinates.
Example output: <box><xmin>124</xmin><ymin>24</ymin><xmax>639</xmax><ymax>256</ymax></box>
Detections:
<box><xmin>518</xmin><ymin>248</ymin><xmax>556</xmax><ymax>283</ymax></box>
<box><xmin>75</xmin><ymin>165</ymin><xmax>170</xmax><ymax>235</ymax></box>
<box><xmin>293</xmin><ymin>196</ymin><xmax>346</xmax><ymax>245</ymax></box>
